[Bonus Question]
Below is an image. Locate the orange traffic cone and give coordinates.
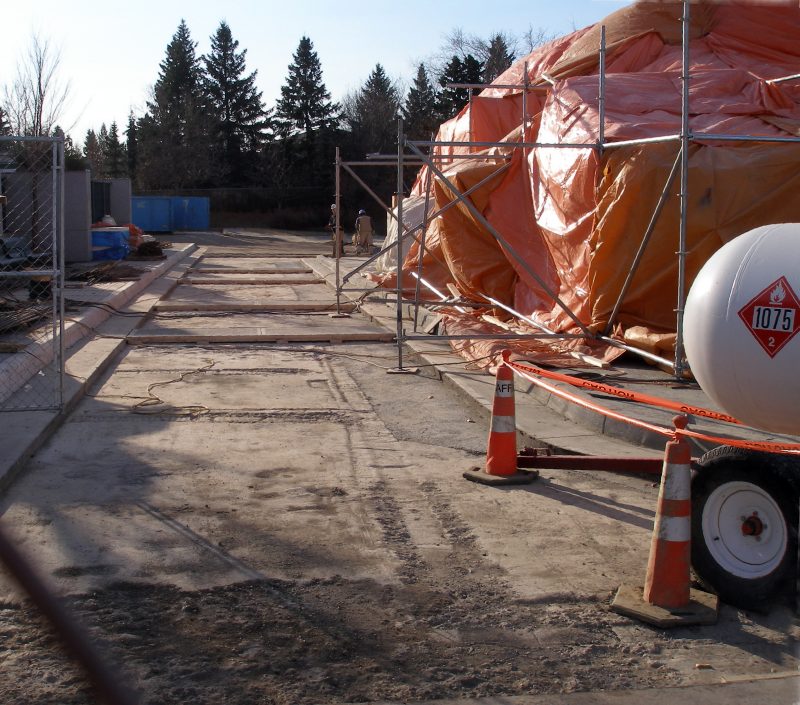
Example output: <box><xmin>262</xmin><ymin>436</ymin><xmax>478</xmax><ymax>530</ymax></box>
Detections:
<box><xmin>643</xmin><ymin>416</ymin><xmax>692</xmax><ymax>607</ymax></box>
<box><xmin>486</xmin><ymin>363</ymin><xmax>518</xmax><ymax>476</ymax></box>
<box><xmin>612</xmin><ymin>415</ymin><xmax>718</xmax><ymax>627</ymax></box>
<box><xmin>463</xmin><ymin>362</ymin><xmax>537</xmax><ymax>486</ymax></box>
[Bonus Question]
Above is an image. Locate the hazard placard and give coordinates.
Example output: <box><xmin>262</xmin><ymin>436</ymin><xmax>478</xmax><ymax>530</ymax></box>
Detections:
<box><xmin>738</xmin><ymin>276</ymin><xmax>800</xmax><ymax>358</ymax></box>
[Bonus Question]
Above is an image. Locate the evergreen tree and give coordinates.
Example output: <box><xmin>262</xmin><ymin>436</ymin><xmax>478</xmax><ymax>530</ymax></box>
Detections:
<box><xmin>436</xmin><ymin>54</ymin><xmax>483</xmax><ymax>121</ymax></box>
<box><xmin>402</xmin><ymin>64</ymin><xmax>439</xmax><ymax>141</ymax></box>
<box><xmin>274</xmin><ymin>36</ymin><xmax>339</xmax><ymax>141</ymax></box>
<box><xmin>136</xmin><ymin>113</ymin><xmax>160</xmax><ymax>187</ymax></box>
<box><xmin>273</xmin><ymin>36</ymin><xmax>339</xmax><ymax>200</ymax></box>
<box><xmin>97</xmin><ymin>123</ymin><xmax>110</xmax><ymax>177</ymax></box>
<box><xmin>203</xmin><ymin>21</ymin><xmax>269</xmax><ymax>185</ymax></box>
<box><xmin>98</xmin><ymin>123</ymin><xmax>109</xmax><ymax>151</ymax></box>
<box><xmin>140</xmin><ymin>19</ymin><xmax>211</xmax><ymax>188</ymax></box>
<box><xmin>434</xmin><ymin>29</ymin><xmax>513</xmax><ymax>86</ymax></box>
<box><xmin>125</xmin><ymin>111</ymin><xmax>138</xmax><ymax>184</ymax></box>
<box><xmin>64</xmin><ymin>135</ymin><xmax>86</xmax><ymax>169</ymax></box>
<box><xmin>83</xmin><ymin>129</ymin><xmax>104</xmax><ymax>176</ymax></box>
<box><xmin>483</xmin><ymin>33</ymin><xmax>514</xmax><ymax>83</ymax></box>
<box><xmin>345</xmin><ymin>64</ymin><xmax>400</xmax><ymax>155</ymax></box>
<box><xmin>463</xmin><ymin>54</ymin><xmax>484</xmax><ymax>87</ymax></box>
<box><xmin>152</xmin><ymin>20</ymin><xmax>204</xmax><ymax>118</ymax></box>
<box><xmin>103</xmin><ymin>121</ymin><xmax>127</xmax><ymax>177</ymax></box>
<box><xmin>342</xmin><ymin>64</ymin><xmax>402</xmax><ymax>208</ymax></box>
<box><xmin>436</xmin><ymin>56</ymin><xmax>466</xmax><ymax>121</ymax></box>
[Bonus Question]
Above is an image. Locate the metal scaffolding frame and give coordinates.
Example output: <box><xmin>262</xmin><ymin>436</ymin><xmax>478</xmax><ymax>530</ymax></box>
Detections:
<box><xmin>333</xmin><ymin>0</ymin><xmax>800</xmax><ymax>376</ymax></box>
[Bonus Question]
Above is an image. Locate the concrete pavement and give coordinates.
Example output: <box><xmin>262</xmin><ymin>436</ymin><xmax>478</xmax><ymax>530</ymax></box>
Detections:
<box><xmin>0</xmin><ymin>230</ymin><xmax>797</xmax><ymax>704</ymax></box>
<box><xmin>3</xmin><ymin>230</ymin><xmax>800</xmax><ymax>485</ymax></box>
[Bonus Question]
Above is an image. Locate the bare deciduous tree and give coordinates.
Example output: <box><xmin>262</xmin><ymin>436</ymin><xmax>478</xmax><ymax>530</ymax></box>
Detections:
<box><xmin>3</xmin><ymin>33</ymin><xmax>71</xmax><ymax>136</ymax></box>
<box><xmin>422</xmin><ymin>25</ymin><xmax>552</xmax><ymax>88</ymax></box>
<box><xmin>520</xmin><ymin>24</ymin><xmax>555</xmax><ymax>56</ymax></box>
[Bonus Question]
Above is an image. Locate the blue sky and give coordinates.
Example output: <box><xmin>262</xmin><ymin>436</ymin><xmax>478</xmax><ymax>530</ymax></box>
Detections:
<box><xmin>2</xmin><ymin>0</ymin><xmax>629</xmax><ymax>142</ymax></box>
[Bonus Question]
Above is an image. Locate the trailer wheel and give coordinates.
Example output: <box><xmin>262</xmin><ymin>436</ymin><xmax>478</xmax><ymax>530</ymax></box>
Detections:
<box><xmin>691</xmin><ymin>446</ymin><xmax>799</xmax><ymax>611</ymax></box>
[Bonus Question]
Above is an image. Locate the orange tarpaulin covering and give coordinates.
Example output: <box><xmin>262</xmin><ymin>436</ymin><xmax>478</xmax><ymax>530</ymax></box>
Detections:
<box><xmin>381</xmin><ymin>1</ymin><xmax>800</xmax><ymax>367</ymax></box>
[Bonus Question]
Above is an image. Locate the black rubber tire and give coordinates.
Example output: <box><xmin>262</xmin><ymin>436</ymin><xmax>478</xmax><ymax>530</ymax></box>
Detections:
<box><xmin>691</xmin><ymin>446</ymin><xmax>799</xmax><ymax>611</ymax></box>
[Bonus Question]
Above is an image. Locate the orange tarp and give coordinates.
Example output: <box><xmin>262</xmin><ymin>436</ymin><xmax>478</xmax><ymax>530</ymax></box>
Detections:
<box><xmin>384</xmin><ymin>1</ymin><xmax>800</xmax><ymax>366</ymax></box>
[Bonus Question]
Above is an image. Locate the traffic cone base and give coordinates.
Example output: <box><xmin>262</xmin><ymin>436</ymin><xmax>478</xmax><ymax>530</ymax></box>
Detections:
<box><xmin>463</xmin><ymin>466</ymin><xmax>538</xmax><ymax>486</ymax></box>
<box><xmin>610</xmin><ymin>584</ymin><xmax>718</xmax><ymax>629</ymax></box>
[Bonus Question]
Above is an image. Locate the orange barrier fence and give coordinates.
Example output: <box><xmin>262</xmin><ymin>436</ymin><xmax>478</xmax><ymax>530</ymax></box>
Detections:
<box><xmin>506</xmin><ymin>356</ymin><xmax>740</xmax><ymax>424</ymax></box>
<box><xmin>503</xmin><ymin>353</ymin><xmax>800</xmax><ymax>455</ymax></box>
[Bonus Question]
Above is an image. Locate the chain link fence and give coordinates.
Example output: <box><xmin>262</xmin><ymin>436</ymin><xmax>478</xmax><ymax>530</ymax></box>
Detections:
<box><xmin>0</xmin><ymin>136</ymin><xmax>65</xmax><ymax>411</ymax></box>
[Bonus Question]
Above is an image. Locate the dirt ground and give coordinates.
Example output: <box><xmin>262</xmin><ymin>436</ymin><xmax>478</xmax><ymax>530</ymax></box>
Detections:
<box><xmin>0</xmin><ymin>240</ymin><xmax>797</xmax><ymax>703</ymax></box>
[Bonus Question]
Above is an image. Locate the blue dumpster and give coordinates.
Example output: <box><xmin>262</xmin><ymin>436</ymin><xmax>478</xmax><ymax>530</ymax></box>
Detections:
<box><xmin>131</xmin><ymin>197</ymin><xmax>172</xmax><ymax>232</ymax></box>
<box><xmin>171</xmin><ymin>197</ymin><xmax>210</xmax><ymax>230</ymax></box>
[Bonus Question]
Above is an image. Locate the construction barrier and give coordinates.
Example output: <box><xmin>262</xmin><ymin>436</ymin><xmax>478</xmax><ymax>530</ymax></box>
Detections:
<box><xmin>502</xmin><ymin>352</ymin><xmax>800</xmax><ymax>456</ymax></box>
<box><xmin>486</xmin><ymin>364</ymin><xmax>518</xmax><ymax>476</ymax></box>
<box><xmin>485</xmin><ymin>351</ymin><xmax>724</xmax><ymax>625</ymax></box>
<box><xmin>463</xmin><ymin>363</ymin><xmax>537</xmax><ymax>486</ymax></box>
<box><xmin>612</xmin><ymin>416</ymin><xmax>719</xmax><ymax>627</ymax></box>
<box><xmin>506</xmin><ymin>354</ymin><xmax>740</xmax><ymax>424</ymax></box>
<box><xmin>643</xmin><ymin>416</ymin><xmax>692</xmax><ymax>608</ymax></box>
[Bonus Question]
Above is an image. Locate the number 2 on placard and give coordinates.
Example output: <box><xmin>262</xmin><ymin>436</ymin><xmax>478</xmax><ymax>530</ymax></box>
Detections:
<box><xmin>768</xmin><ymin>336</ymin><xmax>776</xmax><ymax>347</ymax></box>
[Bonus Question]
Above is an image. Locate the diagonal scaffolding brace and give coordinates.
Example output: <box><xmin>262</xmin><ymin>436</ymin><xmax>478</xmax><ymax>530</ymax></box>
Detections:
<box><xmin>405</xmin><ymin>139</ymin><xmax>593</xmax><ymax>337</ymax></box>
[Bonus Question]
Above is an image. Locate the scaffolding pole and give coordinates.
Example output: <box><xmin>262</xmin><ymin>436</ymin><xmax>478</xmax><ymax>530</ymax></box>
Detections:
<box><xmin>333</xmin><ymin>148</ymin><xmax>344</xmax><ymax>317</ymax></box>
<box><xmin>361</xmin><ymin>153</ymin><xmax>512</xmax><ymax>161</ymax></box>
<box><xmin>692</xmin><ymin>133</ymin><xmax>800</xmax><ymax>144</ymax></box>
<box><xmin>767</xmin><ymin>72</ymin><xmax>800</xmax><ymax>84</ymax></box>
<box><xmin>675</xmin><ymin>0</ymin><xmax>691</xmax><ymax>376</ymax></box>
<box><xmin>412</xmin><ymin>139</ymin><xmax>600</xmax><ymax>149</ymax></box>
<box><xmin>413</xmin><ymin>159</ymin><xmax>434</xmax><ymax>332</ymax></box>
<box><xmin>55</xmin><ymin>137</ymin><xmax>66</xmax><ymax>408</ymax></box>
<box><xmin>599</xmin><ymin>26</ymin><xmax>606</xmax><ymax>153</ymax></box>
<box><xmin>522</xmin><ymin>61</ymin><xmax>529</xmax><ymax>172</ymax></box>
<box><xmin>446</xmin><ymin>81</ymin><xmax>549</xmax><ymax>93</ymax></box>
<box><xmin>394</xmin><ymin>118</ymin><xmax>406</xmax><ymax>370</ymax></box>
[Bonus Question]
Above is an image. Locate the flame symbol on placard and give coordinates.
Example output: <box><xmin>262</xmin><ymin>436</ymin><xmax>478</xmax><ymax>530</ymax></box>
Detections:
<box><xmin>770</xmin><ymin>281</ymin><xmax>786</xmax><ymax>304</ymax></box>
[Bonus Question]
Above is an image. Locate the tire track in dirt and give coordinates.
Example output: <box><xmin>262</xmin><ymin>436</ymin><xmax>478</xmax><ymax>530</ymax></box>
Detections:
<box><xmin>367</xmin><ymin>479</ymin><xmax>428</xmax><ymax>585</ymax></box>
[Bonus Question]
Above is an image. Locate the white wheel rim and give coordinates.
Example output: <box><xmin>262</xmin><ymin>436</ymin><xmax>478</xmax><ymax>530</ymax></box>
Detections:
<box><xmin>701</xmin><ymin>480</ymin><xmax>788</xmax><ymax>579</ymax></box>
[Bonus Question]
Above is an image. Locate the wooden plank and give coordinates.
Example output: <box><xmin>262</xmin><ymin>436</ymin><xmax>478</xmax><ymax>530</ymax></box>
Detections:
<box><xmin>180</xmin><ymin>277</ymin><xmax>321</xmax><ymax>285</ymax></box>
<box><xmin>128</xmin><ymin>329</ymin><xmax>393</xmax><ymax>344</ymax></box>
<box><xmin>154</xmin><ymin>301</ymin><xmax>355</xmax><ymax>313</ymax></box>
<box><xmin>189</xmin><ymin>267</ymin><xmax>313</xmax><ymax>274</ymax></box>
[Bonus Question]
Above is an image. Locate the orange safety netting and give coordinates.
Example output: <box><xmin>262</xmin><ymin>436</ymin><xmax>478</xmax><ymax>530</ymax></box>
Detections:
<box><xmin>377</xmin><ymin>1</ymin><xmax>800</xmax><ymax>368</ymax></box>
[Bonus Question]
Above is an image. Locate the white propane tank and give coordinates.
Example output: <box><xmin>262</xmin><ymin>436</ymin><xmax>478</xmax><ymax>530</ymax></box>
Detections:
<box><xmin>684</xmin><ymin>223</ymin><xmax>800</xmax><ymax>434</ymax></box>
